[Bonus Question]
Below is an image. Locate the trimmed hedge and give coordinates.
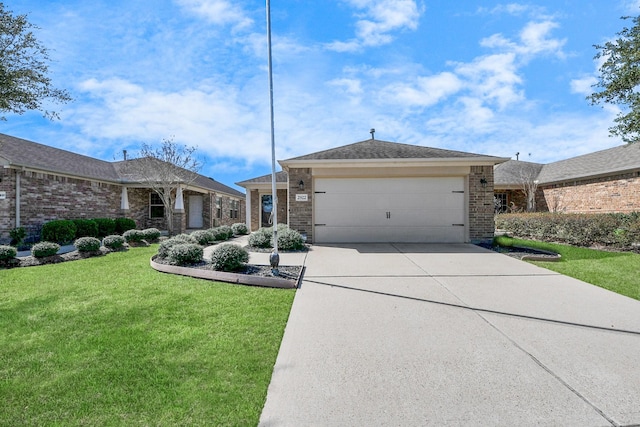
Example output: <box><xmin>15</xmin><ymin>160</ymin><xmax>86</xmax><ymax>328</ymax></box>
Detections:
<box><xmin>231</xmin><ymin>223</ymin><xmax>248</xmax><ymax>235</ymax></box>
<box><xmin>166</xmin><ymin>243</ymin><xmax>203</xmax><ymax>266</ymax></box>
<box><xmin>32</xmin><ymin>242</ymin><xmax>60</xmax><ymax>258</ymax></box>
<box><xmin>209</xmin><ymin>243</ymin><xmax>249</xmax><ymax>272</ymax></box>
<box><xmin>248</xmin><ymin>224</ymin><xmax>305</xmax><ymax>250</ymax></box>
<box><xmin>123</xmin><ymin>229</ymin><xmax>145</xmax><ymax>243</ymax></box>
<box><xmin>115</xmin><ymin>217</ymin><xmax>136</xmax><ymax>234</ymax></box>
<box><xmin>103</xmin><ymin>235</ymin><xmax>126</xmax><ymax>250</ymax></box>
<box><xmin>495</xmin><ymin>212</ymin><xmax>640</xmax><ymax>248</ymax></box>
<box><xmin>72</xmin><ymin>219</ymin><xmax>99</xmax><ymax>238</ymax></box>
<box><xmin>94</xmin><ymin>218</ymin><xmax>116</xmax><ymax>237</ymax></box>
<box><xmin>42</xmin><ymin>220</ymin><xmax>76</xmax><ymax>244</ymax></box>
<box><xmin>0</xmin><ymin>245</ymin><xmax>17</xmax><ymax>261</ymax></box>
<box><xmin>142</xmin><ymin>228</ymin><xmax>161</xmax><ymax>243</ymax></box>
<box><xmin>74</xmin><ymin>237</ymin><xmax>101</xmax><ymax>252</ymax></box>
<box><xmin>191</xmin><ymin>229</ymin><xmax>215</xmax><ymax>246</ymax></box>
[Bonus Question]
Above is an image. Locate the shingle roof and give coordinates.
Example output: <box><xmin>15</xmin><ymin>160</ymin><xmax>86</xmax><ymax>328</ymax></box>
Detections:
<box><xmin>0</xmin><ymin>133</ymin><xmax>244</xmax><ymax>197</ymax></box>
<box><xmin>536</xmin><ymin>143</ymin><xmax>640</xmax><ymax>184</ymax></box>
<box><xmin>236</xmin><ymin>170</ymin><xmax>288</xmax><ymax>186</ymax></box>
<box><xmin>284</xmin><ymin>139</ymin><xmax>501</xmax><ymax>161</ymax></box>
<box><xmin>494</xmin><ymin>160</ymin><xmax>544</xmax><ymax>186</ymax></box>
<box><xmin>0</xmin><ymin>133</ymin><xmax>121</xmax><ymax>182</ymax></box>
<box><xmin>495</xmin><ymin>143</ymin><xmax>640</xmax><ymax>187</ymax></box>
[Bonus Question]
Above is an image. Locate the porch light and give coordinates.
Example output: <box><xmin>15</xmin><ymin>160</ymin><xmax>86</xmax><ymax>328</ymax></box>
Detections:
<box><xmin>298</xmin><ymin>180</ymin><xmax>304</xmax><ymax>190</ymax></box>
<box><xmin>480</xmin><ymin>177</ymin><xmax>488</xmax><ymax>188</ymax></box>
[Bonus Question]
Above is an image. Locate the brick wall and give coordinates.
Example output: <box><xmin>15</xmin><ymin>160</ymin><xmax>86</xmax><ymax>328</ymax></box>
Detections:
<box><xmin>469</xmin><ymin>166</ymin><xmax>495</xmax><ymax>241</ymax></box>
<box><xmin>1</xmin><ymin>170</ymin><xmax>122</xmax><ymax>241</ymax></box>
<box><xmin>541</xmin><ymin>172</ymin><xmax>640</xmax><ymax>213</ymax></box>
<box><xmin>0</xmin><ymin>169</ymin><xmax>17</xmax><ymax>241</ymax></box>
<box><xmin>287</xmin><ymin>168</ymin><xmax>312</xmax><ymax>241</ymax></box>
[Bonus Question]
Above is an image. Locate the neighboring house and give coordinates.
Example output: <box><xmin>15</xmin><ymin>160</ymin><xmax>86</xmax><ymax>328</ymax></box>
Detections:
<box><xmin>238</xmin><ymin>138</ymin><xmax>507</xmax><ymax>243</ymax></box>
<box><xmin>0</xmin><ymin>133</ymin><xmax>245</xmax><ymax>242</ymax></box>
<box><xmin>494</xmin><ymin>143</ymin><xmax>640</xmax><ymax>213</ymax></box>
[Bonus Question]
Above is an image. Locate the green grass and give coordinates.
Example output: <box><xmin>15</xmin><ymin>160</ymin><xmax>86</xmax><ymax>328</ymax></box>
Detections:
<box><xmin>494</xmin><ymin>235</ymin><xmax>640</xmax><ymax>301</ymax></box>
<box><xmin>0</xmin><ymin>246</ymin><xmax>295</xmax><ymax>426</ymax></box>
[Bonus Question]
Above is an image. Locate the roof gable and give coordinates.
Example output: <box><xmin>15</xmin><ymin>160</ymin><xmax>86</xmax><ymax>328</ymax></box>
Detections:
<box><xmin>284</xmin><ymin>139</ymin><xmax>501</xmax><ymax>161</ymax></box>
<box><xmin>494</xmin><ymin>160</ymin><xmax>544</xmax><ymax>186</ymax></box>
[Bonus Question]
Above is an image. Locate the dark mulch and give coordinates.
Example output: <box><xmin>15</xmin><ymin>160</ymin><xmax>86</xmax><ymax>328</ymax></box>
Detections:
<box><xmin>476</xmin><ymin>242</ymin><xmax>559</xmax><ymax>260</ymax></box>
<box><xmin>6</xmin><ymin>247</ymin><xmax>127</xmax><ymax>268</ymax></box>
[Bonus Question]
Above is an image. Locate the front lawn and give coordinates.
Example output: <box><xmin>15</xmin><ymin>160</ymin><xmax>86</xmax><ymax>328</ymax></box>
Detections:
<box><xmin>494</xmin><ymin>236</ymin><xmax>640</xmax><ymax>301</ymax></box>
<box><xmin>0</xmin><ymin>246</ymin><xmax>295</xmax><ymax>426</ymax></box>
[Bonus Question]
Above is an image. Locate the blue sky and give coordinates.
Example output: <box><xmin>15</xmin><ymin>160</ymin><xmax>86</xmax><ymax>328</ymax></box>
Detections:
<box><xmin>5</xmin><ymin>0</ymin><xmax>640</xmax><ymax>191</ymax></box>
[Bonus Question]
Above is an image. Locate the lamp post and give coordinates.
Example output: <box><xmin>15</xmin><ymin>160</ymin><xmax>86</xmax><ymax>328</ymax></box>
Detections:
<box><xmin>266</xmin><ymin>0</ymin><xmax>279</xmax><ymax>275</ymax></box>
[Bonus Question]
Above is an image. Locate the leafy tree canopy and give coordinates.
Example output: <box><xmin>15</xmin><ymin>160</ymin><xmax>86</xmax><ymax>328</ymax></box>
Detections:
<box><xmin>0</xmin><ymin>3</ymin><xmax>71</xmax><ymax>120</ymax></box>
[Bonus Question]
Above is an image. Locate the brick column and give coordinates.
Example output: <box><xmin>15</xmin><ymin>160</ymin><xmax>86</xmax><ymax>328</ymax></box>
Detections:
<box><xmin>469</xmin><ymin>166</ymin><xmax>495</xmax><ymax>242</ymax></box>
<box><xmin>287</xmin><ymin>168</ymin><xmax>313</xmax><ymax>242</ymax></box>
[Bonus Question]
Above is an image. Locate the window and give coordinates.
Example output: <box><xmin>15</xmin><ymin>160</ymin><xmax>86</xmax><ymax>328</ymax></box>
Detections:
<box><xmin>216</xmin><ymin>197</ymin><xmax>222</xmax><ymax>219</ymax></box>
<box><xmin>230</xmin><ymin>199</ymin><xmax>239</xmax><ymax>219</ymax></box>
<box><xmin>150</xmin><ymin>192</ymin><xmax>165</xmax><ymax>218</ymax></box>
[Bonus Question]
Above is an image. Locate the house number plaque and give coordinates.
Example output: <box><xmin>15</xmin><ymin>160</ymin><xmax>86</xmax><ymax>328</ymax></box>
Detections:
<box><xmin>295</xmin><ymin>194</ymin><xmax>308</xmax><ymax>202</ymax></box>
<box><xmin>0</xmin><ymin>191</ymin><xmax>6</xmax><ymax>200</ymax></box>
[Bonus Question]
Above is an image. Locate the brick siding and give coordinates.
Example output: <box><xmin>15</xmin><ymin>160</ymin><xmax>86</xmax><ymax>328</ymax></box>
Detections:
<box><xmin>287</xmin><ymin>168</ymin><xmax>312</xmax><ymax>241</ymax></box>
<box><xmin>0</xmin><ymin>169</ymin><xmax>245</xmax><ymax>241</ymax></box>
<box><xmin>469</xmin><ymin>166</ymin><xmax>496</xmax><ymax>241</ymax></box>
<box><xmin>540</xmin><ymin>172</ymin><xmax>640</xmax><ymax>213</ymax></box>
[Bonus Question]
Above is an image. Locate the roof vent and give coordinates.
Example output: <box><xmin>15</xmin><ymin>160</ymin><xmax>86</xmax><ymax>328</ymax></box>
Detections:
<box><xmin>370</xmin><ymin>128</ymin><xmax>375</xmax><ymax>139</ymax></box>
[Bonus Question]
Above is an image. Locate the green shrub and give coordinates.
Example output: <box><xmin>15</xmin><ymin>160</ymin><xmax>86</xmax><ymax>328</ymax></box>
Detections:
<box><xmin>172</xmin><ymin>233</ymin><xmax>198</xmax><ymax>244</ymax></box>
<box><xmin>231</xmin><ymin>223</ymin><xmax>248</xmax><ymax>235</ymax></box>
<box><xmin>166</xmin><ymin>243</ymin><xmax>203</xmax><ymax>266</ymax></box>
<box><xmin>278</xmin><ymin>227</ymin><xmax>305</xmax><ymax>251</ymax></box>
<box><xmin>103</xmin><ymin>235</ymin><xmax>126</xmax><ymax>250</ymax></box>
<box><xmin>209</xmin><ymin>243</ymin><xmax>249</xmax><ymax>272</ymax></box>
<box><xmin>157</xmin><ymin>238</ymin><xmax>181</xmax><ymax>259</ymax></box>
<box><xmin>191</xmin><ymin>229</ymin><xmax>215</xmax><ymax>246</ymax></box>
<box><xmin>72</xmin><ymin>219</ymin><xmax>99</xmax><ymax>238</ymax></box>
<box><xmin>0</xmin><ymin>245</ymin><xmax>17</xmax><ymax>261</ymax></box>
<box><xmin>495</xmin><ymin>212</ymin><xmax>640</xmax><ymax>248</ymax></box>
<box><xmin>32</xmin><ymin>242</ymin><xmax>60</xmax><ymax>258</ymax></box>
<box><xmin>9</xmin><ymin>227</ymin><xmax>26</xmax><ymax>246</ymax></box>
<box><xmin>74</xmin><ymin>237</ymin><xmax>101</xmax><ymax>252</ymax></box>
<box><xmin>142</xmin><ymin>228</ymin><xmax>161</xmax><ymax>243</ymax></box>
<box><xmin>123</xmin><ymin>229</ymin><xmax>145</xmax><ymax>243</ymax></box>
<box><xmin>42</xmin><ymin>220</ymin><xmax>77</xmax><ymax>244</ymax></box>
<box><xmin>114</xmin><ymin>217</ymin><xmax>136</xmax><ymax>234</ymax></box>
<box><xmin>248</xmin><ymin>228</ymin><xmax>271</xmax><ymax>248</ymax></box>
<box><xmin>93</xmin><ymin>218</ymin><xmax>116</xmax><ymax>237</ymax></box>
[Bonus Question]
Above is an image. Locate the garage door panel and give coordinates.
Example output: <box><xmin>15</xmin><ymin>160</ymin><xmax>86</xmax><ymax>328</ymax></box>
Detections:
<box><xmin>314</xmin><ymin>177</ymin><xmax>466</xmax><ymax>243</ymax></box>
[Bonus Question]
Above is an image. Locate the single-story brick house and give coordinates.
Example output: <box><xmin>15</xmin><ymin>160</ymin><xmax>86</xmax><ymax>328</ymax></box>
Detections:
<box><xmin>494</xmin><ymin>143</ymin><xmax>640</xmax><ymax>213</ymax></box>
<box><xmin>238</xmin><ymin>138</ymin><xmax>508</xmax><ymax>243</ymax></box>
<box><xmin>0</xmin><ymin>133</ymin><xmax>245</xmax><ymax>242</ymax></box>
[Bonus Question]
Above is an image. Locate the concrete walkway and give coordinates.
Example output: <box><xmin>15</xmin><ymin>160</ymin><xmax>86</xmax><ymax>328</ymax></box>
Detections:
<box><xmin>259</xmin><ymin>243</ymin><xmax>640</xmax><ymax>426</ymax></box>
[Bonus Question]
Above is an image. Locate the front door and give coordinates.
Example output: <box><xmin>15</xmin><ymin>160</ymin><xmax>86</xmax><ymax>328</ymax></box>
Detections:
<box><xmin>261</xmin><ymin>195</ymin><xmax>273</xmax><ymax>228</ymax></box>
<box><xmin>188</xmin><ymin>195</ymin><xmax>203</xmax><ymax>228</ymax></box>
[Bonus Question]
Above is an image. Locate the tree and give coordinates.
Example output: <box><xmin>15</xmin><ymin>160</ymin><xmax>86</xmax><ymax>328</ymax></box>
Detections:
<box><xmin>0</xmin><ymin>3</ymin><xmax>71</xmax><ymax>120</ymax></box>
<box><xmin>588</xmin><ymin>15</ymin><xmax>640</xmax><ymax>143</ymax></box>
<box><xmin>122</xmin><ymin>138</ymin><xmax>202</xmax><ymax>235</ymax></box>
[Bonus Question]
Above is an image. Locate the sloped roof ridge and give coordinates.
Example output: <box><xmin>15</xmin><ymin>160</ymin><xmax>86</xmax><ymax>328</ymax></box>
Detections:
<box><xmin>284</xmin><ymin>138</ymin><xmax>500</xmax><ymax>161</ymax></box>
<box><xmin>0</xmin><ymin>133</ymin><xmax>121</xmax><ymax>181</ymax></box>
<box><xmin>538</xmin><ymin>143</ymin><xmax>640</xmax><ymax>184</ymax></box>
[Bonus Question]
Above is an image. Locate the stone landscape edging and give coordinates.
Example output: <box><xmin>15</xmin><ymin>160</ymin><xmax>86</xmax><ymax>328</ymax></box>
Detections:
<box><xmin>150</xmin><ymin>256</ymin><xmax>300</xmax><ymax>289</ymax></box>
<box><xmin>513</xmin><ymin>245</ymin><xmax>562</xmax><ymax>262</ymax></box>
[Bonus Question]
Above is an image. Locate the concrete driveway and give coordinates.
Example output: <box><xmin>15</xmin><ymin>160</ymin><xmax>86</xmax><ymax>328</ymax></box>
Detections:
<box><xmin>259</xmin><ymin>243</ymin><xmax>640</xmax><ymax>427</ymax></box>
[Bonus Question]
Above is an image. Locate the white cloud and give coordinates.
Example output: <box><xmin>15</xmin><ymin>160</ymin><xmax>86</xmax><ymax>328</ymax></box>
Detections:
<box><xmin>622</xmin><ymin>0</ymin><xmax>640</xmax><ymax>13</ymax></box>
<box><xmin>326</xmin><ymin>0</ymin><xmax>421</xmax><ymax>52</ymax></box>
<box><xmin>381</xmin><ymin>72</ymin><xmax>463</xmax><ymax>107</ymax></box>
<box><xmin>71</xmin><ymin>78</ymin><xmax>271</xmax><ymax>164</ymax></box>
<box><xmin>175</xmin><ymin>0</ymin><xmax>253</xmax><ymax>30</ymax></box>
<box><xmin>481</xmin><ymin>20</ymin><xmax>566</xmax><ymax>59</ymax></box>
<box><xmin>570</xmin><ymin>76</ymin><xmax>598</xmax><ymax>96</ymax></box>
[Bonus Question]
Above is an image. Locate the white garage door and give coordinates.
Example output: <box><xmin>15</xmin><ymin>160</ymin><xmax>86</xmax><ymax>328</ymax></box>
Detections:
<box><xmin>314</xmin><ymin>177</ymin><xmax>465</xmax><ymax>243</ymax></box>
